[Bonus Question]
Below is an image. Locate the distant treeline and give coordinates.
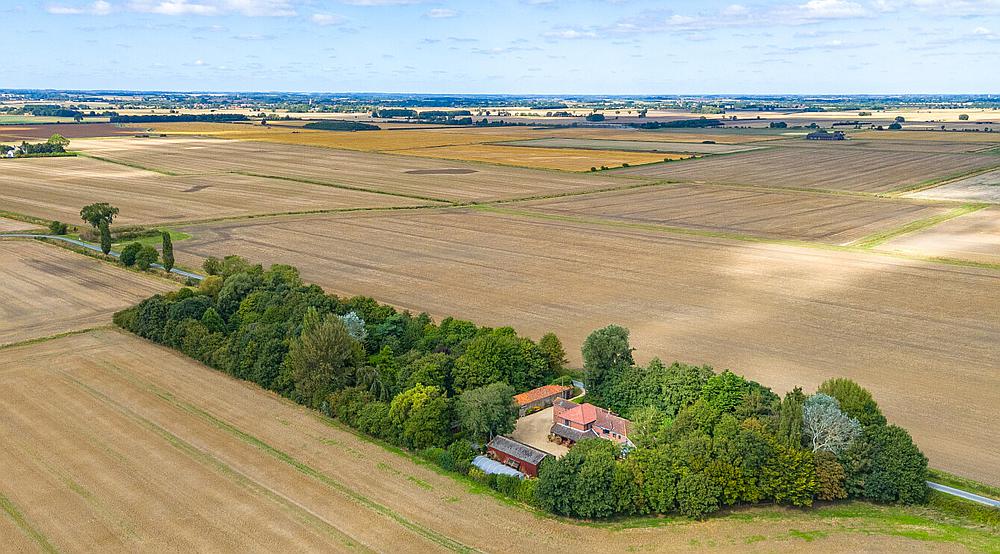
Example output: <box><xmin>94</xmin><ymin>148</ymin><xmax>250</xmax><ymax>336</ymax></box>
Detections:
<box><xmin>371</xmin><ymin>108</ymin><xmax>474</xmax><ymax>120</ymax></box>
<box><xmin>302</xmin><ymin>120</ymin><xmax>381</xmax><ymax>131</ymax></box>
<box><xmin>109</xmin><ymin>114</ymin><xmax>249</xmax><ymax>123</ymax></box>
<box><xmin>632</xmin><ymin>119</ymin><xmax>724</xmax><ymax>129</ymax></box>
<box><xmin>20</xmin><ymin>104</ymin><xmax>84</xmax><ymax>118</ymax></box>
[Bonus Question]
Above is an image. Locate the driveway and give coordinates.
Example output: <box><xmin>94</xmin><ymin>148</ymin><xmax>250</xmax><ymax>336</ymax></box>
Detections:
<box><xmin>511</xmin><ymin>407</ymin><xmax>568</xmax><ymax>458</ymax></box>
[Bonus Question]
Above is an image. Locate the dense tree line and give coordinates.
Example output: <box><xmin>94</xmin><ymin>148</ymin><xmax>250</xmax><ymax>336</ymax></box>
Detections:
<box><xmin>109</xmin><ymin>114</ymin><xmax>249</xmax><ymax>123</ymax></box>
<box><xmin>633</xmin><ymin>119</ymin><xmax>724</xmax><ymax>129</ymax></box>
<box><xmin>113</xmin><ymin>262</ymin><xmax>928</xmax><ymax>521</ymax></box>
<box><xmin>302</xmin><ymin>121</ymin><xmax>380</xmax><ymax>131</ymax></box>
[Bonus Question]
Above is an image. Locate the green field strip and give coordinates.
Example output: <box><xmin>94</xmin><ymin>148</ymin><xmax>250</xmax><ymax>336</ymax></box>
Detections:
<box><xmin>63</xmin><ymin>373</ymin><xmax>372</xmax><ymax>552</ymax></box>
<box><xmin>0</xmin><ymin>326</ymin><xmax>108</xmax><ymax>353</ymax></box>
<box><xmin>889</xmin><ymin>163</ymin><xmax>1000</xmax><ymax>195</ymax></box>
<box><xmin>75</xmin><ymin>152</ymin><xmax>184</xmax><ymax>176</ymax></box>
<box><xmin>0</xmin><ymin>210</ymin><xmax>51</xmax><ymax>227</ymax></box>
<box><xmin>849</xmin><ymin>203</ymin><xmax>988</xmax><ymax>249</ymax></box>
<box><xmin>231</xmin><ymin>170</ymin><xmax>455</xmax><ymax>204</ymax></box>
<box><xmin>0</xmin><ymin>491</ymin><xmax>59</xmax><ymax>554</ymax></box>
<box><xmin>98</xmin><ymin>365</ymin><xmax>478</xmax><ymax>554</ymax></box>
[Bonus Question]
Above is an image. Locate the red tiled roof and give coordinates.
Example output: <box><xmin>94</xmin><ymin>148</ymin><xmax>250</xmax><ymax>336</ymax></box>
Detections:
<box><xmin>513</xmin><ymin>384</ymin><xmax>571</xmax><ymax>406</ymax></box>
<box><xmin>557</xmin><ymin>403</ymin><xmax>598</xmax><ymax>426</ymax></box>
<box><xmin>553</xmin><ymin>400</ymin><xmax>631</xmax><ymax>439</ymax></box>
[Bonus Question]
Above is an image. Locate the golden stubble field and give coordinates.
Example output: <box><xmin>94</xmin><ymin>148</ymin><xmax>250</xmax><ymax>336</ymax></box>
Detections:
<box><xmin>173</xmin><ymin>209</ymin><xmax>1000</xmax><ymax>485</ymax></box>
<box><xmin>0</xmin><ymin>155</ymin><xmax>440</xmax><ymax>225</ymax></box>
<box><xmin>876</xmin><ymin>207</ymin><xmax>1000</xmax><ymax>264</ymax></box>
<box><xmin>0</xmin><ymin>240</ymin><xmax>175</xmax><ymax>345</ymax></box>
<box><xmin>391</xmin><ymin>144</ymin><xmax>687</xmax><ymax>171</ymax></box>
<box><xmin>0</xmin><ymin>329</ymin><xmax>982</xmax><ymax>552</ymax></box>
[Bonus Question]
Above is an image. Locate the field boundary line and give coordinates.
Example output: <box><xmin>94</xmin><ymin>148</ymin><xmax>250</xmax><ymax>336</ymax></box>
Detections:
<box><xmin>147</xmin><ymin>203</ymin><xmax>453</xmax><ymax>229</ymax></box>
<box><xmin>101</xmin><ymin>362</ymin><xmax>478</xmax><ymax>554</ymax></box>
<box><xmin>889</xmin><ymin>163</ymin><xmax>1000</xmax><ymax>196</ymax></box>
<box><xmin>848</xmin><ymin>203</ymin><xmax>988</xmax><ymax>249</ymax></box>
<box><xmin>0</xmin><ymin>491</ymin><xmax>59</xmax><ymax>553</ymax></box>
<box><xmin>486</xmin><ymin>179</ymin><xmax>678</xmax><ymax>206</ymax></box>
<box><xmin>0</xmin><ymin>326</ymin><xmax>108</xmax><ymax>352</ymax></box>
<box><xmin>232</xmin><ymin>171</ymin><xmax>455</xmax><ymax>204</ymax></box>
<box><xmin>62</xmin><ymin>372</ymin><xmax>375</xmax><ymax>552</ymax></box>
<box><xmin>76</xmin><ymin>152</ymin><xmax>184</xmax><ymax>176</ymax></box>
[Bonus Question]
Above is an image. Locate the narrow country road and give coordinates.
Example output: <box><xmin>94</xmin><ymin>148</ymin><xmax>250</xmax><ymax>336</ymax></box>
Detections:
<box><xmin>926</xmin><ymin>482</ymin><xmax>1000</xmax><ymax>508</ymax></box>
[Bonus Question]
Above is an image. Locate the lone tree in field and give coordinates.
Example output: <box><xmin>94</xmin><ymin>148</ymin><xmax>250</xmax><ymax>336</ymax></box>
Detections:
<box><xmin>161</xmin><ymin>232</ymin><xmax>174</xmax><ymax>272</ymax></box>
<box><xmin>80</xmin><ymin>203</ymin><xmax>119</xmax><ymax>229</ymax></box>
<box><xmin>98</xmin><ymin>220</ymin><xmax>112</xmax><ymax>255</ymax></box>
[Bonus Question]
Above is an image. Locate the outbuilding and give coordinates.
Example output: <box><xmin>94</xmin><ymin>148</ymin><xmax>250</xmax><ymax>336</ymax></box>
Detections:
<box><xmin>513</xmin><ymin>384</ymin><xmax>573</xmax><ymax>416</ymax></box>
<box><xmin>486</xmin><ymin>435</ymin><xmax>550</xmax><ymax>478</ymax></box>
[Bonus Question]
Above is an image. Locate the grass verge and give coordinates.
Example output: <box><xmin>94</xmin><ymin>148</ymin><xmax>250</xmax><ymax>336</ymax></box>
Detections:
<box><xmin>850</xmin><ymin>203</ymin><xmax>987</xmax><ymax>249</ymax></box>
<box><xmin>0</xmin><ymin>491</ymin><xmax>58</xmax><ymax>553</ymax></box>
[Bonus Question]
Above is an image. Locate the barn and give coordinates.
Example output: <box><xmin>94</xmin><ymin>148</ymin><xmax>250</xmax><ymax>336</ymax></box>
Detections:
<box><xmin>486</xmin><ymin>436</ymin><xmax>550</xmax><ymax>478</ymax></box>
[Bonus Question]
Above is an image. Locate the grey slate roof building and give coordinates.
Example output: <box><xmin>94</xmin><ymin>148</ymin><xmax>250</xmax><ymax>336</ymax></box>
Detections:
<box><xmin>487</xmin><ymin>435</ymin><xmax>549</xmax><ymax>466</ymax></box>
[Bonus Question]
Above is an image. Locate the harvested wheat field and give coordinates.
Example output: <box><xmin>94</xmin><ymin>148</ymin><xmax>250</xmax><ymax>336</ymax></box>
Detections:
<box><xmin>908</xmin><ymin>169</ymin><xmax>1000</xmax><ymax>203</ymax></box>
<box><xmin>514</xmin><ymin>184</ymin><xmax>954</xmax><ymax>244</ymax></box>
<box><xmin>0</xmin><ymin>123</ymin><xmax>134</xmax><ymax>141</ymax></box>
<box><xmin>0</xmin><ymin>156</ymin><xmax>437</xmax><ymax>225</ymax></box>
<box><xmin>543</xmin><ymin>127</ymin><xmax>789</xmax><ymax>144</ymax></box>
<box><xmin>393</xmin><ymin>144</ymin><xmax>686</xmax><ymax>171</ymax></box>
<box><xmin>0</xmin><ymin>329</ymin><xmax>990</xmax><ymax>553</ymax></box>
<box><xmin>72</xmin><ymin>137</ymin><xmax>645</xmax><ymax>202</ymax></box>
<box><xmin>875</xmin><ymin>207</ymin><xmax>1000</xmax><ymax>265</ymax></box>
<box><xmin>0</xmin><ymin>240</ymin><xmax>174</xmax><ymax>345</ymax></box>
<box><xmin>615</xmin><ymin>147</ymin><xmax>1000</xmax><ymax>193</ymax></box>
<box><xmin>771</xmin><ymin>138</ymin><xmax>994</xmax><ymax>154</ymax></box>
<box><xmin>498</xmin><ymin>138</ymin><xmax>761</xmax><ymax>154</ymax></box>
<box><xmin>175</xmin><ymin>209</ymin><xmax>1000</xmax><ymax>485</ymax></box>
<box><xmin>853</xmin><ymin>130</ymin><xmax>1000</xmax><ymax>143</ymax></box>
<box><xmin>0</xmin><ymin>217</ymin><xmax>36</xmax><ymax>232</ymax></box>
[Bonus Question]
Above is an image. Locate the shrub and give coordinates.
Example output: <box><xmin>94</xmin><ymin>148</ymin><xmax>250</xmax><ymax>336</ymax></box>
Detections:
<box><xmin>818</xmin><ymin>378</ymin><xmax>886</xmax><ymax>427</ymax></box>
<box><xmin>135</xmin><ymin>245</ymin><xmax>159</xmax><ymax>270</ymax></box>
<box><xmin>203</xmin><ymin>256</ymin><xmax>222</xmax><ymax>275</ymax></box>
<box><xmin>47</xmin><ymin>220</ymin><xmax>68</xmax><ymax>235</ymax></box>
<box><xmin>119</xmin><ymin>242</ymin><xmax>143</xmax><ymax>267</ymax></box>
<box><xmin>814</xmin><ymin>451</ymin><xmax>847</xmax><ymax>500</ymax></box>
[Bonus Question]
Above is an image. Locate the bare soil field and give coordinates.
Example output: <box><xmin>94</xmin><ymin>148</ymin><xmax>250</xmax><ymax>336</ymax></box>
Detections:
<box><xmin>908</xmin><ymin>169</ymin><xmax>1000</xmax><ymax>203</ymax></box>
<box><xmin>175</xmin><ymin>209</ymin><xmax>1000</xmax><ymax>485</ymax></box>
<box><xmin>0</xmin><ymin>329</ymin><xmax>987</xmax><ymax>552</ymax></box>
<box><xmin>0</xmin><ymin>217</ymin><xmax>36</xmax><ymax>232</ymax></box>
<box><xmin>875</xmin><ymin>207</ymin><xmax>1000</xmax><ymax>265</ymax></box>
<box><xmin>0</xmin><ymin>156</ymin><xmax>437</xmax><ymax>225</ymax></box>
<box><xmin>392</xmin><ymin>144</ymin><xmax>685</xmax><ymax>171</ymax></box>
<box><xmin>515</xmin><ymin>184</ymin><xmax>953</xmax><ymax>244</ymax></box>
<box><xmin>545</xmin><ymin>127</ymin><xmax>789</xmax><ymax>144</ymax></box>
<box><xmin>0</xmin><ymin>240</ymin><xmax>174</xmax><ymax>346</ymax></box>
<box><xmin>771</xmin><ymin>138</ymin><xmax>994</xmax><ymax>154</ymax></box>
<box><xmin>852</xmin><ymin>130</ymin><xmax>1000</xmax><ymax>142</ymax></box>
<box><xmin>498</xmin><ymin>138</ymin><xmax>761</xmax><ymax>154</ymax></box>
<box><xmin>0</xmin><ymin>123</ymin><xmax>133</xmax><ymax>141</ymax></box>
<box><xmin>614</xmin><ymin>147</ymin><xmax>1000</xmax><ymax>193</ymax></box>
<box><xmin>72</xmin><ymin>137</ymin><xmax>646</xmax><ymax>202</ymax></box>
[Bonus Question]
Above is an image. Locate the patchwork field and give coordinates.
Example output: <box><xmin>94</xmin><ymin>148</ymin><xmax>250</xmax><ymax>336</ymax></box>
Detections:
<box><xmin>875</xmin><ymin>207</ymin><xmax>1000</xmax><ymax>265</ymax></box>
<box><xmin>72</xmin><ymin>137</ymin><xmax>644</xmax><ymax>202</ymax></box>
<box><xmin>0</xmin><ymin>122</ymin><xmax>133</xmax><ymax>141</ymax></box>
<box><xmin>392</xmin><ymin>144</ymin><xmax>685</xmax><ymax>171</ymax></box>
<box><xmin>909</xmin><ymin>169</ymin><xmax>1000</xmax><ymax>203</ymax></box>
<box><xmin>0</xmin><ymin>156</ymin><xmax>437</xmax><ymax>225</ymax></box>
<box><xmin>498</xmin><ymin>138</ymin><xmax>761</xmax><ymax>154</ymax></box>
<box><xmin>614</xmin><ymin>147</ymin><xmax>1000</xmax><ymax>193</ymax></box>
<box><xmin>514</xmin><ymin>184</ymin><xmax>954</xmax><ymax>244</ymax></box>
<box><xmin>852</xmin><ymin>130</ymin><xmax>1000</xmax><ymax>143</ymax></box>
<box><xmin>0</xmin><ymin>329</ymin><xmax>990</xmax><ymax>552</ymax></box>
<box><xmin>0</xmin><ymin>240</ymin><xmax>174</xmax><ymax>346</ymax></box>
<box><xmin>173</xmin><ymin>209</ymin><xmax>1000</xmax><ymax>485</ymax></box>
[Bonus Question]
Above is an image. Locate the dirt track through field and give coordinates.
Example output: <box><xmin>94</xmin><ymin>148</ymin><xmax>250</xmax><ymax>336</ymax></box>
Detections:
<box><xmin>0</xmin><ymin>330</ymin><xmax>978</xmax><ymax>552</ymax></box>
<box><xmin>175</xmin><ymin>209</ymin><xmax>1000</xmax><ymax>485</ymax></box>
<box><xmin>0</xmin><ymin>240</ymin><xmax>175</xmax><ymax>346</ymax></box>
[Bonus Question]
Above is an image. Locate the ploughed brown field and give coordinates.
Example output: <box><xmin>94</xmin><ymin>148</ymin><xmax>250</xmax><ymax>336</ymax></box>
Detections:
<box><xmin>0</xmin><ymin>240</ymin><xmax>175</xmax><ymax>346</ymax></box>
<box><xmin>876</xmin><ymin>207</ymin><xmax>1000</xmax><ymax>264</ymax></box>
<box><xmin>613</xmin><ymin>147</ymin><xmax>1000</xmax><ymax>193</ymax></box>
<box><xmin>514</xmin><ymin>183</ymin><xmax>955</xmax><ymax>244</ymax></box>
<box><xmin>72</xmin><ymin>137</ymin><xmax>646</xmax><ymax>202</ymax></box>
<box><xmin>0</xmin><ymin>123</ymin><xmax>135</xmax><ymax>141</ymax></box>
<box><xmin>769</xmin><ymin>138</ymin><xmax>998</xmax><ymax>154</ymax></box>
<box><xmin>174</xmin><ymin>209</ymin><xmax>1000</xmax><ymax>485</ymax></box>
<box><xmin>0</xmin><ymin>156</ymin><xmax>439</xmax><ymax>225</ymax></box>
<box><xmin>0</xmin><ymin>329</ymin><xmax>979</xmax><ymax>552</ymax></box>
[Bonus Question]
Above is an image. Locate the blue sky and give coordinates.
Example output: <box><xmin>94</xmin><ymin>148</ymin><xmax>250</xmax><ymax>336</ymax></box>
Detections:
<box><xmin>4</xmin><ymin>0</ymin><xmax>999</xmax><ymax>93</ymax></box>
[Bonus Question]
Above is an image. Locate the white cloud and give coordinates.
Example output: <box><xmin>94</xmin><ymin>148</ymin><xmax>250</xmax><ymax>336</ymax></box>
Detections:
<box><xmin>341</xmin><ymin>0</ymin><xmax>422</xmax><ymax>5</ymax></box>
<box><xmin>722</xmin><ymin>3</ymin><xmax>749</xmax><ymax>16</ymax></box>
<box><xmin>425</xmin><ymin>8</ymin><xmax>457</xmax><ymax>18</ymax></box>
<box><xmin>543</xmin><ymin>28</ymin><xmax>598</xmax><ymax>39</ymax></box>
<box><xmin>796</xmin><ymin>0</ymin><xmax>867</xmax><ymax>19</ymax></box>
<box><xmin>47</xmin><ymin>1</ymin><xmax>113</xmax><ymax>15</ymax></box>
<box><xmin>128</xmin><ymin>0</ymin><xmax>296</xmax><ymax>16</ymax></box>
<box><xmin>312</xmin><ymin>12</ymin><xmax>347</xmax><ymax>25</ymax></box>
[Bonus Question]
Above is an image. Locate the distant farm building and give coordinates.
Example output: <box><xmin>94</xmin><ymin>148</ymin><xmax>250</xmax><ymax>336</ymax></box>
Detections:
<box><xmin>806</xmin><ymin>130</ymin><xmax>846</xmax><ymax>141</ymax></box>
<box><xmin>485</xmin><ymin>435</ymin><xmax>550</xmax><ymax>478</ymax></box>
<box><xmin>514</xmin><ymin>384</ymin><xmax>573</xmax><ymax>416</ymax></box>
<box><xmin>549</xmin><ymin>398</ymin><xmax>633</xmax><ymax>448</ymax></box>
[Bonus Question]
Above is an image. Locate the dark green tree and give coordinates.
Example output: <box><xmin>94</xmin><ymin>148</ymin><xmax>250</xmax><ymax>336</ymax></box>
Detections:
<box><xmin>286</xmin><ymin>307</ymin><xmax>364</xmax><ymax>407</ymax></box>
<box><xmin>776</xmin><ymin>386</ymin><xmax>807</xmax><ymax>448</ymax></box>
<box><xmin>581</xmin><ymin>324</ymin><xmax>634</xmax><ymax>399</ymax></box>
<box><xmin>80</xmin><ymin>202</ymin><xmax>119</xmax><ymax>228</ymax></box>
<box><xmin>537</xmin><ymin>332</ymin><xmax>568</xmax><ymax>374</ymax></box>
<box><xmin>135</xmin><ymin>245</ymin><xmax>158</xmax><ymax>270</ymax></box>
<box><xmin>161</xmin><ymin>232</ymin><xmax>174</xmax><ymax>272</ymax></box>
<box><xmin>456</xmin><ymin>382</ymin><xmax>518</xmax><ymax>442</ymax></box>
<box><xmin>98</xmin><ymin>220</ymin><xmax>112</xmax><ymax>255</ymax></box>
<box><xmin>818</xmin><ymin>378</ymin><xmax>886</xmax><ymax>427</ymax></box>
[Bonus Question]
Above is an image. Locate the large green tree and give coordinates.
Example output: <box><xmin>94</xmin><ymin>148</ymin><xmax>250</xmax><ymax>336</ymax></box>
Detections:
<box><xmin>456</xmin><ymin>382</ymin><xmax>518</xmax><ymax>443</ymax></box>
<box><xmin>818</xmin><ymin>378</ymin><xmax>886</xmax><ymax>427</ymax></box>
<box><xmin>80</xmin><ymin>202</ymin><xmax>119</xmax><ymax>228</ymax></box>
<box><xmin>453</xmin><ymin>328</ymin><xmax>549</xmax><ymax>392</ymax></box>
<box><xmin>98</xmin><ymin>220</ymin><xmax>112</xmax><ymax>255</ymax></box>
<box><xmin>581</xmin><ymin>324</ymin><xmax>634</xmax><ymax>400</ymax></box>
<box><xmin>286</xmin><ymin>307</ymin><xmax>364</xmax><ymax>407</ymax></box>
<box><xmin>389</xmin><ymin>383</ymin><xmax>451</xmax><ymax>449</ymax></box>
<box><xmin>161</xmin><ymin>232</ymin><xmax>174</xmax><ymax>272</ymax></box>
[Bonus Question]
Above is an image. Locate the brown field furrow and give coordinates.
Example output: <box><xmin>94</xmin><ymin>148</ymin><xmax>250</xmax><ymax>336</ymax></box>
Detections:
<box><xmin>71</xmin><ymin>137</ymin><xmax>648</xmax><ymax>202</ymax></box>
<box><xmin>389</xmin><ymin>144</ymin><xmax>684</xmax><ymax>171</ymax></box>
<box><xmin>875</xmin><ymin>207</ymin><xmax>1000</xmax><ymax>264</ymax></box>
<box><xmin>770</xmin><ymin>138</ymin><xmax>995</xmax><ymax>153</ymax></box>
<box><xmin>852</xmin><ymin>130</ymin><xmax>1000</xmax><ymax>143</ymax></box>
<box><xmin>614</xmin><ymin>147</ymin><xmax>1000</xmax><ymax>193</ymax></box>
<box><xmin>175</xmin><ymin>209</ymin><xmax>1000</xmax><ymax>485</ymax></box>
<box><xmin>1</xmin><ymin>156</ymin><xmax>436</xmax><ymax>225</ymax></box>
<box><xmin>0</xmin><ymin>240</ymin><xmax>175</xmax><ymax>346</ymax></box>
<box><xmin>0</xmin><ymin>217</ymin><xmax>35</xmax><ymax>232</ymax></box>
<box><xmin>0</xmin><ymin>123</ymin><xmax>134</xmax><ymax>141</ymax></box>
<box><xmin>0</xmin><ymin>330</ymin><xmax>971</xmax><ymax>552</ymax></box>
<box><xmin>515</xmin><ymin>183</ymin><xmax>954</xmax><ymax>244</ymax></box>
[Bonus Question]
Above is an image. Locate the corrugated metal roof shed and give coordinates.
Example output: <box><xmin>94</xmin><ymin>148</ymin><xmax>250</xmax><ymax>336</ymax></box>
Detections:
<box><xmin>472</xmin><ymin>455</ymin><xmax>525</xmax><ymax>479</ymax></box>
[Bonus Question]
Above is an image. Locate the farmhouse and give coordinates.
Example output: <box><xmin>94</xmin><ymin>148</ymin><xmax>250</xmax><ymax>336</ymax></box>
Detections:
<box><xmin>806</xmin><ymin>130</ymin><xmax>846</xmax><ymax>141</ymax></box>
<box><xmin>550</xmin><ymin>398</ymin><xmax>633</xmax><ymax>448</ymax></box>
<box><xmin>485</xmin><ymin>435</ymin><xmax>550</xmax><ymax>478</ymax></box>
<box><xmin>513</xmin><ymin>384</ymin><xmax>573</xmax><ymax>416</ymax></box>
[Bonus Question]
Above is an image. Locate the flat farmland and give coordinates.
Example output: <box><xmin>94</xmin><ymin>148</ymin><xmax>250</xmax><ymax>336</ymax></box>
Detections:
<box><xmin>0</xmin><ymin>217</ymin><xmax>36</xmax><ymax>232</ymax></box>
<box><xmin>0</xmin><ymin>330</ymin><xmax>987</xmax><ymax>552</ymax></box>
<box><xmin>514</xmin><ymin>184</ymin><xmax>954</xmax><ymax>244</ymax></box>
<box><xmin>0</xmin><ymin>123</ymin><xmax>134</xmax><ymax>141</ymax></box>
<box><xmin>614</xmin><ymin>147</ymin><xmax>1000</xmax><ymax>193</ymax></box>
<box><xmin>174</xmin><ymin>209</ymin><xmax>1000</xmax><ymax>485</ymax></box>
<box><xmin>392</xmin><ymin>144</ymin><xmax>686</xmax><ymax>171</ymax></box>
<box><xmin>875</xmin><ymin>207</ymin><xmax>1000</xmax><ymax>265</ymax></box>
<box><xmin>771</xmin><ymin>138</ymin><xmax>994</xmax><ymax>153</ymax></box>
<box><xmin>498</xmin><ymin>138</ymin><xmax>761</xmax><ymax>154</ymax></box>
<box><xmin>0</xmin><ymin>240</ymin><xmax>174</xmax><ymax>346</ymax></box>
<box><xmin>1</xmin><ymin>156</ymin><xmax>437</xmax><ymax>225</ymax></box>
<box><xmin>72</xmin><ymin>137</ymin><xmax>645</xmax><ymax>202</ymax></box>
<box><xmin>909</xmin><ymin>169</ymin><xmax>1000</xmax><ymax>203</ymax></box>
<box><xmin>852</xmin><ymin>130</ymin><xmax>1000</xmax><ymax>143</ymax></box>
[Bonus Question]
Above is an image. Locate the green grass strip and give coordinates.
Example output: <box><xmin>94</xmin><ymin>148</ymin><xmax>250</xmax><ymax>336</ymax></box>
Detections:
<box><xmin>109</xmin><ymin>371</ymin><xmax>477</xmax><ymax>554</ymax></box>
<box><xmin>0</xmin><ymin>210</ymin><xmax>50</xmax><ymax>227</ymax></box>
<box><xmin>76</xmin><ymin>152</ymin><xmax>182</xmax><ymax>176</ymax></box>
<box><xmin>0</xmin><ymin>492</ymin><xmax>58</xmax><ymax>553</ymax></box>
<box><xmin>233</xmin><ymin>171</ymin><xmax>455</xmax><ymax>205</ymax></box>
<box><xmin>890</xmin><ymin>164</ymin><xmax>1000</xmax><ymax>195</ymax></box>
<box><xmin>63</xmin><ymin>374</ymin><xmax>370</xmax><ymax>551</ymax></box>
<box><xmin>0</xmin><ymin>327</ymin><xmax>106</xmax><ymax>352</ymax></box>
<box><xmin>850</xmin><ymin>203</ymin><xmax>987</xmax><ymax>249</ymax></box>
